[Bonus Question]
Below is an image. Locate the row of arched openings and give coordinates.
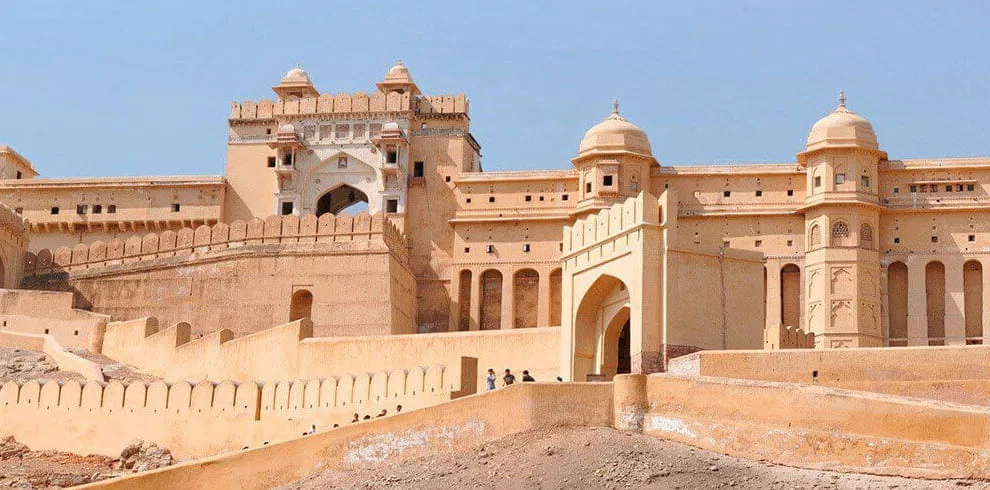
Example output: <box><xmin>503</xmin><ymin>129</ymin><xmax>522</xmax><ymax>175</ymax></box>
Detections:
<box><xmin>888</xmin><ymin>260</ymin><xmax>983</xmax><ymax>346</ymax></box>
<box><xmin>809</xmin><ymin>222</ymin><xmax>874</xmax><ymax>249</ymax></box>
<box><xmin>457</xmin><ymin>269</ymin><xmax>562</xmax><ymax>330</ymax></box>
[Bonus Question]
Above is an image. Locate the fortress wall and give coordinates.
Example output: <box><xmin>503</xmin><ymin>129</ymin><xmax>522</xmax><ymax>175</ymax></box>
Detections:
<box><xmin>0</xmin><ymin>358</ymin><xmax>472</xmax><ymax>460</ymax></box>
<box><xmin>22</xmin><ymin>213</ymin><xmax>415</xmax><ymax>338</ymax></box>
<box><xmin>614</xmin><ymin>374</ymin><xmax>990</xmax><ymax>480</ymax></box>
<box><xmin>80</xmin><ymin>382</ymin><xmax>612</xmax><ymax>490</ymax></box>
<box><xmin>667</xmin><ymin>345</ymin><xmax>990</xmax><ymax>404</ymax></box>
<box><xmin>0</xmin><ymin>288</ymin><xmax>109</xmax><ymax>351</ymax></box>
<box><xmin>101</xmin><ymin>315</ymin><xmax>557</xmax><ymax>391</ymax></box>
<box><xmin>0</xmin><ymin>329</ymin><xmax>105</xmax><ymax>381</ymax></box>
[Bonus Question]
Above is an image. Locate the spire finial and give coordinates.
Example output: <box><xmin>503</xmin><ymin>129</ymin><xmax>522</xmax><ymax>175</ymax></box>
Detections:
<box><xmin>838</xmin><ymin>90</ymin><xmax>847</xmax><ymax>108</ymax></box>
<box><xmin>396</xmin><ymin>58</ymin><xmax>403</xmax><ymax>66</ymax></box>
<box><xmin>612</xmin><ymin>97</ymin><xmax>620</xmax><ymax>115</ymax></box>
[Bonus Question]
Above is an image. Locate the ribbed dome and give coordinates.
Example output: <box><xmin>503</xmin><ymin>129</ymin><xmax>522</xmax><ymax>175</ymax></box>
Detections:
<box><xmin>806</xmin><ymin>92</ymin><xmax>878</xmax><ymax>151</ymax></box>
<box><xmin>577</xmin><ymin>102</ymin><xmax>653</xmax><ymax>158</ymax></box>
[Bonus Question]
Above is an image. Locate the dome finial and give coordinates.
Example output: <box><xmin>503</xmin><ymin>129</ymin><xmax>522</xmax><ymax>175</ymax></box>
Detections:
<box><xmin>612</xmin><ymin>97</ymin><xmax>620</xmax><ymax>116</ymax></box>
<box><xmin>838</xmin><ymin>90</ymin><xmax>847</xmax><ymax>108</ymax></box>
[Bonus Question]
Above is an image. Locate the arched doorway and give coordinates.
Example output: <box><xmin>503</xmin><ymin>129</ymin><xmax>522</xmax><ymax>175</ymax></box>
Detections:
<box><xmin>573</xmin><ymin>275</ymin><xmax>631</xmax><ymax>381</ymax></box>
<box><xmin>887</xmin><ymin>261</ymin><xmax>908</xmax><ymax>346</ymax></box>
<box><xmin>926</xmin><ymin>261</ymin><xmax>946</xmax><ymax>346</ymax></box>
<box><xmin>780</xmin><ymin>264</ymin><xmax>801</xmax><ymax>329</ymax></box>
<box><xmin>480</xmin><ymin>270</ymin><xmax>503</xmax><ymax>330</ymax></box>
<box><xmin>289</xmin><ymin>290</ymin><xmax>313</xmax><ymax>322</ymax></box>
<box><xmin>513</xmin><ymin>269</ymin><xmax>539</xmax><ymax>329</ymax></box>
<box><xmin>316</xmin><ymin>185</ymin><xmax>369</xmax><ymax>216</ymax></box>
<box><xmin>964</xmin><ymin>260</ymin><xmax>983</xmax><ymax>345</ymax></box>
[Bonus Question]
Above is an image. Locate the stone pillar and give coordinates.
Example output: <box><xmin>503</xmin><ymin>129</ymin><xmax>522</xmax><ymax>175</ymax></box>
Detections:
<box><xmin>448</xmin><ymin>269</ymin><xmax>462</xmax><ymax>332</ymax></box>
<box><xmin>469</xmin><ymin>270</ymin><xmax>481</xmax><ymax>331</ymax></box>
<box><xmin>906</xmin><ymin>260</ymin><xmax>928</xmax><ymax>346</ymax></box>
<box><xmin>612</xmin><ymin>374</ymin><xmax>648</xmax><ymax>432</ymax></box>
<box><xmin>944</xmin><ymin>258</ymin><xmax>966</xmax><ymax>345</ymax></box>
<box><xmin>765</xmin><ymin>262</ymin><xmax>782</xmax><ymax>347</ymax></box>
<box><xmin>537</xmin><ymin>269</ymin><xmax>551</xmax><ymax>328</ymax></box>
<box><xmin>501</xmin><ymin>268</ymin><xmax>514</xmax><ymax>329</ymax></box>
<box><xmin>983</xmin><ymin>264</ymin><xmax>990</xmax><ymax>344</ymax></box>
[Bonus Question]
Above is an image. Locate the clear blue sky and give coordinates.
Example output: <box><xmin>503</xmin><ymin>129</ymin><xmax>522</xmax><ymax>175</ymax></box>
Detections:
<box><xmin>2</xmin><ymin>2</ymin><xmax>988</xmax><ymax>177</ymax></box>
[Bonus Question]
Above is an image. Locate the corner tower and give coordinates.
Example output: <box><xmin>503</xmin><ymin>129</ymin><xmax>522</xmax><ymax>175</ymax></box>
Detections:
<box><xmin>572</xmin><ymin>101</ymin><xmax>658</xmax><ymax>216</ymax></box>
<box><xmin>798</xmin><ymin>92</ymin><xmax>887</xmax><ymax>348</ymax></box>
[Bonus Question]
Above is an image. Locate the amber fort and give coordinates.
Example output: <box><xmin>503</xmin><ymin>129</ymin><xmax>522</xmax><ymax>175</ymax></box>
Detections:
<box><xmin>0</xmin><ymin>63</ymin><xmax>988</xmax><ymax>487</ymax></box>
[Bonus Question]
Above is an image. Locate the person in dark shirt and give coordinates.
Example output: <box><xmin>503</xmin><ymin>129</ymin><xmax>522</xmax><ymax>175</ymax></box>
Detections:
<box><xmin>522</xmin><ymin>370</ymin><xmax>535</xmax><ymax>382</ymax></box>
<box><xmin>503</xmin><ymin>368</ymin><xmax>516</xmax><ymax>386</ymax></box>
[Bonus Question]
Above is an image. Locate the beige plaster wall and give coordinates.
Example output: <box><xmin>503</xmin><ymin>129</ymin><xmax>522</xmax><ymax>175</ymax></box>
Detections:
<box><xmin>79</xmin><ymin>382</ymin><xmax>613</xmax><ymax>490</ymax></box>
<box><xmin>616</xmin><ymin>374</ymin><xmax>990</xmax><ymax>480</ymax></box>
<box><xmin>100</xmin><ymin>316</ymin><xmax>560</xmax><ymax>390</ymax></box>
<box><xmin>0</xmin><ymin>358</ymin><xmax>467</xmax><ymax>460</ymax></box>
<box><xmin>0</xmin><ymin>330</ymin><xmax>104</xmax><ymax>381</ymax></box>
<box><xmin>23</xmin><ymin>213</ymin><xmax>415</xmax><ymax>337</ymax></box>
<box><xmin>0</xmin><ymin>288</ymin><xmax>109</xmax><ymax>351</ymax></box>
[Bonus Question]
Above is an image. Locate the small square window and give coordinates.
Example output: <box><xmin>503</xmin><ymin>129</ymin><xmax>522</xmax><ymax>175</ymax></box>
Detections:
<box><xmin>603</xmin><ymin>175</ymin><xmax>614</xmax><ymax>186</ymax></box>
<box><xmin>893</xmin><ymin>187</ymin><xmax>899</xmax><ymax>194</ymax></box>
<box><xmin>77</xmin><ymin>204</ymin><xmax>87</xmax><ymax>214</ymax></box>
<box><xmin>488</xmin><ymin>196</ymin><xmax>495</xmax><ymax>203</ymax></box>
<box><xmin>585</xmin><ymin>183</ymin><xmax>592</xmax><ymax>193</ymax></box>
<box><xmin>814</xmin><ymin>176</ymin><xmax>822</xmax><ymax>187</ymax></box>
<box><xmin>787</xmin><ymin>189</ymin><xmax>794</xmax><ymax>196</ymax></box>
<box><xmin>894</xmin><ymin>237</ymin><xmax>900</xmax><ymax>244</ymax></box>
<box><xmin>50</xmin><ymin>207</ymin><xmax>59</xmax><ymax>215</ymax></box>
<box><xmin>862</xmin><ymin>176</ymin><xmax>870</xmax><ymax>187</ymax></box>
<box><xmin>754</xmin><ymin>240</ymin><xmax>762</xmax><ymax>247</ymax></box>
<box><xmin>910</xmin><ymin>184</ymin><xmax>918</xmax><ymax>193</ymax></box>
<box><xmin>445</xmin><ymin>175</ymin><xmax>451</xmax><ymax>183</ymax></box>
<box><xmin>930</xmin><ymin>185</ymin><xmax>938</xmax><ymax>193</ymax></box>
<box><xmin>14</xmin><ymin>207</ymin><xmax>22</xmax><ymax>214</ymax></box>
<box><xmin>755</xmin><ymin>190</ymin><xmax>763</xmax><ymax>197</ymax></box>
<box><xmin>172</xmin><ymin>203</ymin><xmax>181</xmax><ymax>212</ymax></box>
<box><xmin>722</xmin><ymin>240</ymin><xmax>730</xmax><ymax>248</ymax></box>
<box><xmin>266</xmin><ymin>128</ymin><xmax>272</xmax><ymax>135</ymax></box>
<box><xmin>283</xmin><ymin>154</ymin><xmax>293</xmax><ymax>166</ymax></box>
<box><xmin>280</xmin><ymin>201</ymin><xmax>294</xmax><ymax>215</ymax></box>
<box><xmin>335</xmin><ymin>124</ymin><xmax>350</xmax><ymax>139</ymax></box>
<box><xmin>486</xmin><ymin>245</ymin><xmax>494</xmax><ymax>254</ymax></box>
<box><xmin>107</xmin><ymin>205</ymin><xmax>117</xmax><ymax>214</ymax></box>
<box><xmin>539</xmin><ymin>196</ymin><xmax>545</xmax><ymax>201</ymax></box>
<box><xmin>466</xmin><ymin>198</ymin><xmax>472</xmax><ymax>204</ymax></box>
<box><xmin>413</xmin><ymin>161</ymin><xmax>424</xmax><ymax>177</ymax></box>
<box><xmin>920</xmin><ymin>184</ymin><xmax>927</xmax><ymax>193</ymax></box>
<box><xmin>387</xmin><ymin>149</ymin><xmax>399</xmax><ymax>165</ymax></box>
<box><xmin>723</xmin><ymin>191</ymin><xmax>731</xmax><ymax>197</ymax></box>
<box><xmin>464</xmin><ymin>247</ymin><xmax>470</xmax><ymax>253</ymax></box>
<box><xmin>559</xmin><ymin>243</ymin><xmax>564</xmax><ymax>252</ymax></box>
<box><xmin>523</xmin><ymin>244</ymin><xmax>531</xmax><ymax>252</ymax></box>
<box><xmin>786</xmin><ymin>240</ymin><xmax>793</xmax><ymax>247</ymax></box>
<box><xmin>93</xmin><ymin>205</ymin><xmax>102</xmax><ymax>214</ymax></box>
<box><xmin>835</xmin><ymin>173</ymin><xmax>846</xmax><ymax>184</ymax></box>
<box><xmin>562</xmin><ymin>194</ymin><xmax>569</xmax><ymax>201</ymax></box>
<box><xmin>525</xmin><ymin>195</ymin><xmax>532</xmax><ymax>202</ymax></box>
<box><xmin>931</xmin><ymin>236</ymin><xmax>938</xmax><ymax>243</ymax></box>
<box><xmin>15</xmin><ymin>171</ymin><xmax>21</xmax><ymax>179</ymax></box>
<box><xmin>946</xmin><ymin>185</ymin><xmax>953</xmax><ymax>192</ymax></box>
<box><xmin>386</xmin><ymin>199</ymin><xmax>398</xmax><ymax>213</ymax></box>
<box><xmin>968</xmin><ymin>184</ymin><xmax>975</xmax><ymax>191</ymax></box>
<box><xmin>969</xmin><ymin>235</ymin><xmax>976</xmax><ymax>242</ymax></box>
<box><xmin>957</xmin><ymin>184</ymin><xmax>964</xmax><ymax>191</ymax></box>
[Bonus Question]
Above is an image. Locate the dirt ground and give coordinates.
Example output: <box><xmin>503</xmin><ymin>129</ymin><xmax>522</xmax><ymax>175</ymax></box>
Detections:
<box><xmin>280</xmin><ymin>426</ymin><xmax>988</xmax><ymax>489</ymax></box>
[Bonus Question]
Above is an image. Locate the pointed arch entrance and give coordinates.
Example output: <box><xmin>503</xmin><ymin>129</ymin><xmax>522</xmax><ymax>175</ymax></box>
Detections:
<box><xmin>316</xmin><ymin>185</ymin><xmax>369</xmax><ymax>216</ymax></box>
<box><xmin>572</xmin><ymin>274</ymin><xmax>634</xmax><ymax>381</ymax></box>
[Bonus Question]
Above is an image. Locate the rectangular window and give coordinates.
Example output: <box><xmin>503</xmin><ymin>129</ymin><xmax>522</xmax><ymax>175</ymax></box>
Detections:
<box><xmin>969</xmin><ymin>234</ymin><xmax>976</xmax><ymax>242</ymax></box>
<box><xmin>107</xmin><ymin>205</ymin><xmax>117</xmax><ymax>214</ymax></box>
<box><xmin>723</xmin><ymin>191</ymin><xmax>731</xmax><ymax>197</ymax></box>
<box><xmin>413</xmin><ymin>161</ymin><xmax>425</xmax><ymax>177</ymax></box>
<box><xmin>303</xmin><ymin>125</ymin><xmax>316</xmax><ymax>140</ymax></box>
<box><xmin>369</xmin><ymin>123</ymin><xmax>382</xmax><ymax>139</ymax></box>
<box><xmin>603</xmin><ymin>175</ymin><xmax>614</xmax><ymax>186</ymax></box>
<box><xmin>814</xmin><ymin>176</ymin><xmax>822</xmax><ymax>187</ymax></box>
<box><xmin>525</xmin><ymin>195</ymin><xmax>532</xmax><ymax>202</ymax></box>
<box><xmin>320</xmin><ymin>124</ymin><xmax>333</xmax><ymax>141</ymax></box>
<box><xmin>754</xmin><ymin>240</ymin><xmax>762</xmax><ymax>247</ymax></box>
<box><xmin>338</xmin><ymin>156</ymin><xmax>348</xmax><ymax>169</ymax></box>
<box><xmin>76</xmin><ymin>204</ymin><xmax>87</xmax><ymax>214</ymax></box>
<box><xmin>267</xmin><ymin>157</ymin><xmax>276</xmax><ymax>168</ymax></box>
<box><xmin>387</xmin><ymin>147</ymin><xmax>399</xmax><ymax>164</ymax></box>
<box><xmin>585</xmin><ymin>182</ymin><xmax>592</xmax><ymax>193</ymax></box>
<box><xmin>488</xmin><ymin>196</ymin><xmax>495</xmax><ymax>203</ymax></box>
<box><xmin>835</xmin><ymin>173</ymin><xmax>846</xmax><ymax>184</ymax></box>
<box><xmin>861</xmin><ymin>176</ymin><xmax>870</xmax><ymax>187</ymax></box>
<box><xmin>968</xmin><ymin>184</ymin><xmax>975</xmax><ymax>191</ymax></box>
<box><xmin>352</xmin><ymin>123</ymin><xmax>366</xmax><ymax>139</ymax></box>
<box><xmin>335</xmin><ymin>124</ymin><xmax>350</xmax><ymax>139</ymax></box>
<box><xmin>787</xmin><ymin>189</ymin><xmax>794</xmax><ymax>196</ymax></box>
<box><xmin>464</xmin><ymin>247</ymin><xmax>470</xmax><ymax>253</ymax></box>
<box><xmin>946</xmin><ymin>185</ymin><xmax>953</xmax><ymax>192</ymax></box>
<box><xmin>284</xmin><ymin>154</ymin><xmax>293</xmax><ymax>166</ymax></box>
<box><xmin>755</xmin><ymin>190</ymin><xmax>763</xmax><ymax>197</ymax></box>
<box><xmin>894</xmin><ymin>237</ymin><xmax>900</xmax><ymax>244</ymax></box>
<box><xmin>910</xmin><ymin>184</ymin><xmax>917</xmax><ymax>193</ymax></box>
<box><xmin>50</xmin><ymin>207</ymin><xmax>59</xmax><ymax>215</ymax></box>
<box><xmin>919</xmin><ymin>184</ymin><xmax>927</xmax><ymax>193</ymax></box>
<box><xmin>957</xmin><ymin>184</ymin><xmax>964</xmax><ymax>191</ymax></box>
<box><xmin>15</xmin><ymin>171</ymin><xmax>21</xmax><ymax>179</ymax></box>
<box><xmin>893</xmin><ymin>187</ymin><xmax>899</xmax><ymax>194</ymax></box>
<box><xmin>280</xmin><ymin>201</ymin><xmax>294</xmax><ymax>215</ymax></box>
<box><xmin>931</xmin><ymin>236</ymin><xmax>938</xmax><ymax>243</ymax></box>
<box><xmin>786</xmin><ymin>240</ymin><xmax>793</xmax><ymax>247</ymax></box>
<box><xmin>386</xmin><ymin>199</ymin><xmax>398</xmax><ymax>213</ymax></box>
<box><xmin>172</xmin><ymin>203</ymin><xmax>181</xmax><ymax>212</ymax></box>
<box><xmin>523</xmin><ymin>244</ymin><xmax>531</xmax><ymax>252</ymax></box>
<box><xmin>93</xmin><ymin>205</ymin><xmax>102</xmax><ymax>214</ymax></box>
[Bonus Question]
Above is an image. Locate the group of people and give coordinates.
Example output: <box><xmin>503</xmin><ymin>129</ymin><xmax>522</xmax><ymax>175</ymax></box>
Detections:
<box><xmin>349</xmin><ymin>404</ymin><xmax>403</xmax><ymax>424</ymax></box>
<box><xmin>485</xmin><ymin>368</ymin><xmax>536</xmax><ymax>391</ymax></box>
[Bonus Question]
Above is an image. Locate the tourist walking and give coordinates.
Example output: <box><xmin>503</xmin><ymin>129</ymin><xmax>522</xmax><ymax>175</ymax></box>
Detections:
<box><xmin>522</xmin><ymin>370</ymin><xmax>535</xmax><ymax>382</ymax></box>
<box><xmin>503</xmin><ymin>368</ymin><xmax>516</xmax><ymax>386</ymax></box>
<box><xmin>486</xmin><ymin>369</ymin><xmax>497</xmax><ymax>391</ymax></box>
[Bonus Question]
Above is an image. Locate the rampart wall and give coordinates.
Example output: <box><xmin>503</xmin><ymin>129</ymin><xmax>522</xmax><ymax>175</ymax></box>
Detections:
<box><xmin>0</xmin><ymin>288</ymin><xmax>109</xmax><ymax>351</ymax></box>
<box><xmin>0</xmin><ymin>330</ymin><xmax>104</xmax><ymax>381</ymax></box>
<box><xmin>667</xmin><ymin>345</ymin><xmax>990</xmax><ymax>405</ymax></box>
<box><xmin>229</xmin><ymin>92</ymin><xmax>467</xmax><ymax>121</ymax></box>
<box><xmin>0</xmin><ymin>357</ymin><xmax>474</xmax><ymax>459</ymax></box>
<box><xmin>100</xmin><ymin>316</ymin><xmax>558</xmax><ymax>390</ymax></box>
<box><xmin>21</xmin><ymin>213</ymin><xmax>416</xmax><ymax>337</ymax></box>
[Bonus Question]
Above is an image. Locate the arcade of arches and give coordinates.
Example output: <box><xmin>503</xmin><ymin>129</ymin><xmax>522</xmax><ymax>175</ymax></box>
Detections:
<box><xmin>886</xmin><ymin>259</ymin><xmax>984</xmax><ymax>346</ymax></box>
<box><xmin>454</xmin><ymin>267</ymin><xmax>562</xmax><ymax>331</ymax></box>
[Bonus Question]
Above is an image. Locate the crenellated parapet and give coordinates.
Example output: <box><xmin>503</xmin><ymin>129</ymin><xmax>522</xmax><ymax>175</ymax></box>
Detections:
<box><xmin>562</xmin><ymin>191</ymin><xmax>661</xmax><ymax>256</ymax></box>
<box><xmin>24</xmin><ymin>212</ymin><xmax>408</xmax><ymax>277</ymax></box>
<box><xmin>229</xmin><ymin>92</ymin><xmax>468</xmax><ymax>121</ymax></box>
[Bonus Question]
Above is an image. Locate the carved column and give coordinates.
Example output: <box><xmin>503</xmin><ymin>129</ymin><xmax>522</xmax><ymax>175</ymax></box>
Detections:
<box><xmin>765</xmin><ymin>261</ymin><xmax>782</xmax><ymax>345</ymax></box>
<box><xmin>501</xmin><ymin>268</ymin><xmax>514</xmax><ymax>329</ymax></box>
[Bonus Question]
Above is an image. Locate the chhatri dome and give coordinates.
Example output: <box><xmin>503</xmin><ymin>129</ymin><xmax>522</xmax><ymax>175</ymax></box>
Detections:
<box><xmin>805</xmin><ymin>91</ymin><xmax>879</xmax><ymax>151</ymax></box>
<box><xmin>281</xmin><ymin>65</ymin><xmax>312</xmax><ymax>84</ymax></box>
<box><xmin>577</xmin><ymin>100</ymin><xmax>653</xmax><ymax>159</ymax></box>
<box><xmin>384</xmin><ymin>60</ymin><xmax>413</xmax><ymax>83</ymax></box>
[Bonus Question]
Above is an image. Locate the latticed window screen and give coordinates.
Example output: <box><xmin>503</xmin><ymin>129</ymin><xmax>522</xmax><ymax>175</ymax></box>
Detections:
<box><xmin>810</xmin><ymin>225</ymin><xmax>821</xmax><ymax>246</ymax></box>
<box><xmin>832</xmin><ymin>222</ymin><xmax>849</xmax><ymax>239</ymax></box>
<box><xmin>860</xmin><ymin>224</ymin><xmax>874</xmax><ymax>248</ymax></box>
